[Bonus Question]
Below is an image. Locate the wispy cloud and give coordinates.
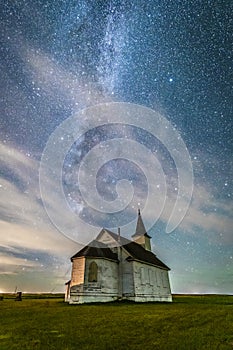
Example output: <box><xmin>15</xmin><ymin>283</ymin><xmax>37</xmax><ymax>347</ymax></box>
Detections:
<box><xmin>0</xmin><ymin>142</ymin><xmax>79</xmax><ymax>256</ymax></box>
<box><xmin>181</xmin><ymin>184</ymin><xmax>233</xmax><ymax>239</ymax></box>
<box><xmin>0</xmin><ymin>142</ymin><xmax>75</xmax><ymax>291</ymax></box>
<box><xmin>1</xmin><ymin>45</ymin><xmax>232</xmax><ymax>293</ymax></box>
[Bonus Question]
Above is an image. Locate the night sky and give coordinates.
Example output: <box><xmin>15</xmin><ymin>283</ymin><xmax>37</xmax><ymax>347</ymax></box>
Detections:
<box><xmin>1</xmin><ymin>0</ymin><xmax>233</xmax><ymax>293</ymax></box>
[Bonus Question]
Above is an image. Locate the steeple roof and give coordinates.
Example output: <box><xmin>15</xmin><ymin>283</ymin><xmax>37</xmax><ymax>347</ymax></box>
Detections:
<box><xmin>132</xmin><ymin>209</ymin><xmax>151</xmax><ymax>238</ymax></box>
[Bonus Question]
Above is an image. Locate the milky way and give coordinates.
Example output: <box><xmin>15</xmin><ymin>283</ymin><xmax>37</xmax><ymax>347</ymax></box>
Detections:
<box><xmin>0</xmin><ymin>0</ymin><xmax>232</xmax><ymax>293</ymax></box>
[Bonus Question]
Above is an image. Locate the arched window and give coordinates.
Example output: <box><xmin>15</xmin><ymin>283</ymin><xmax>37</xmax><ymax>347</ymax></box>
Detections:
<box><xmin>88</xmin><ymin>261</ymin><xmax>98</xmax><ymax>282</ymax></box>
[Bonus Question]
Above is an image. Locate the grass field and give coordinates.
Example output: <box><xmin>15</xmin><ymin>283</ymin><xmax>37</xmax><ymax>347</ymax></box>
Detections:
<box><xmin>0</xmin><ymin>294</ymin><xmax>233</xmax><ymax>350</ymax></box>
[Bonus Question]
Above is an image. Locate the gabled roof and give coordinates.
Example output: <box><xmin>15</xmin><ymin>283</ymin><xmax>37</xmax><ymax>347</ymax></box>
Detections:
<box><xmin>124</xmin><ymin>242</ymin><xmax>170</xmax><ymax>270</ymax></box>
<box><xmin>132</xmin><ymin>209</ymin><xmax>151</xmax><ymax>238</ymax></box>
<box><xmin>98</xmin><ymin>229</ymin><xmax>170</xmax><ymax>270</ymax></box>
<box><xmin>71</xmin><ymin>240</ymin><xmax>118</xmax><ymax>262</ymax></box>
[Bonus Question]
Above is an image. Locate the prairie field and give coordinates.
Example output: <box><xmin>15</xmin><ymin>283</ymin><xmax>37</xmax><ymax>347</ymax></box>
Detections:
<box><xmin>0</xmin><ymin>294</ymin><xmax>233</xmax><ymax>350</ymax></box>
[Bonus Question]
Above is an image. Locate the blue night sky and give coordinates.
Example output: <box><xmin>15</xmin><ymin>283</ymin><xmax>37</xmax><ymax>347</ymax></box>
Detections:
<box><xmin>0</xmin><ymin>0</ymin><xmax>232</xmax><ymax>293</ymax></box>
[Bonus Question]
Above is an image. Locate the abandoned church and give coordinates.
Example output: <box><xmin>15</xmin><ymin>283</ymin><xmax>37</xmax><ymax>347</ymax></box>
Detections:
<box><xmin>65</xmin><ymin>210</ymin><xmax>172</xmax><ymax>304</ymax></box>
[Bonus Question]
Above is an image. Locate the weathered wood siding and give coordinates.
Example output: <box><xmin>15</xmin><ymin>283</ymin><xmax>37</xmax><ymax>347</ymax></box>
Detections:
<box><xmin>67</xmin><ymin>229</ymin><xmax>172</xmax><ymax>303</ymax></box>
<box><xmin>69</xmin><ymin>257</ymin><xmax>119</xmax><ymax>304</ymax></box>
<box><xmin>70</xmin><ymin>257</ymin><xmax>85</xmax><ymax>287</ymax></box>
<box><xmin>131</xmin><ymin>261</ymin><xmax>172</xmax><ymax>302</ymax></box>
<box><xmin>97</xmin><ymin>230</ymin><xmax>117</xmax><ymax>247</ymax></box>
<box><xmin>121</xmin><ymin>250</ymin><xmax>134</xmax><ymax>297</ymax></box>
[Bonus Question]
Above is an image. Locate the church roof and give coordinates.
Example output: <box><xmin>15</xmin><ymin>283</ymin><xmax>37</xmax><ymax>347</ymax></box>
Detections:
<box><xmin>71</xmin><ymin>240</ymin><xmax>118</xmax><ymax>262</ymax></box>
<box><xmin>103</xmin><ymin>229</ymin><xmax>170</xmax><ymax>270</ymax></box>
<box><xmin>124</xmin><ymin>242</ymin><xmax>170</xmax><ymax>270</ymax></box>
<box><xmin>131</xmin><ymin>209</ymin><xmax>151</xmax><ymax>238</ymax></box>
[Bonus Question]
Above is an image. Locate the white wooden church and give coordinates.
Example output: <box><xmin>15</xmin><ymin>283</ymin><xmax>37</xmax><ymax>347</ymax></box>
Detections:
<box><xmin>65</xmin><ymin>210</ymin><xmax>172</xmax><ymax>303</ymax></box>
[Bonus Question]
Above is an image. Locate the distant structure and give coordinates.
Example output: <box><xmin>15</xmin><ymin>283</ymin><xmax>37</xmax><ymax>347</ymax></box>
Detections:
<box><xmin>65</xmin><ymin>210</ymin><xmax>172</xmax><ymax>304</ymax></box>
<box><xmin>15</xmin><ymin>291</ymin><xmax>22</xmax><ymax>301</ymax></box>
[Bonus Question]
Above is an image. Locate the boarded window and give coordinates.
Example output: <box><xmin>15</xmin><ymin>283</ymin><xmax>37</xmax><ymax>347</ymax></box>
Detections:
<box><xmin>140</xmin><ymin>267</ymin><xmax>145</xmax><ymax>284</ymax></box>
<box><xmin>149</xmin><ymin>269</ymin><xmax>154</xmax><ymax>286</ymax></box>
<box><xmin>162</xmin><ymin>272</ymin><xmax>167</xmax><ymax>288</ymax></box>
<box><xmin>154</xmin><ymin>271</ymin><xmax>158</xmax><ymax>285</ymax></box>
<box><xmin>88</xmin><ymin>261</ymin><xmax>98</xmax><ymax>282</ymax></box>
<box><xmin>156</xmin><ymin>271</ymin><xmax>160</xmax><ymax>287</ymax></box>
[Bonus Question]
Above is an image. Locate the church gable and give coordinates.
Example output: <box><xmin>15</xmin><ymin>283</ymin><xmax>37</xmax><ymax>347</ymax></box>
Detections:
<box><xmin>95</xmin><ymin>229</ymin><xmax>118</xmax><ymax>247</ymax></box>
<box><xmin>96</xmin><ymin>228</ymin><xmax>130</xmax><ymax>247</ymax></box>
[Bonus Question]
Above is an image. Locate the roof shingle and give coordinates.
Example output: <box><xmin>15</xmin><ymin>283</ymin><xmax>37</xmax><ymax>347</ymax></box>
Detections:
<box><xmin>70</xmin><ymin>228</ymin><xmax>170</xmax><ymax>270</ymax></box>
<box><xmin>71</xmin><ymin>240</ymin><xmax>118</xmax><ymax>262</ymax></box>
<box><xmin>102</xmin><ymin>229</ymin><xmax>170</xmax><ymax>270</ymax></box>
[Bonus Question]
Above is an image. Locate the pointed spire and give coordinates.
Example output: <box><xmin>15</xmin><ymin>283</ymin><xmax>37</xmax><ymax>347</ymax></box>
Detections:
<box><xmin>132</xmin><ymin>209</ymin><xmax>152</xmax><ymax>251</ymax></box>
<box><xmin>132</xmin><ymin>208</ymin><xmax>150</xmax><ymax>237</ymax></box>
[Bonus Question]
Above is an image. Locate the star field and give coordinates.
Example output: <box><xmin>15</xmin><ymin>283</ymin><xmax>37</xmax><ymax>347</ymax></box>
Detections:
<box><xmin>0</xmin><ymin>0</ymin><xmax>232</xmax><ymax>293</ymax></box>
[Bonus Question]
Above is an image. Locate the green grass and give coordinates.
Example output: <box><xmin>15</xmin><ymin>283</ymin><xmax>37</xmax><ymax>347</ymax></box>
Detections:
<box><xmin>0</xmin><ymin>295</ymin><xmax>233</xmax><ymax>350</ymax></box>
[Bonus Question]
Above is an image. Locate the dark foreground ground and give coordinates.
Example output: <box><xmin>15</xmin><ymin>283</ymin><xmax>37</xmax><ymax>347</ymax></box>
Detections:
<box><xmin>0</xmin><ymin>294</ymin><xmax>232</xmax><ymax>350</ymax></box>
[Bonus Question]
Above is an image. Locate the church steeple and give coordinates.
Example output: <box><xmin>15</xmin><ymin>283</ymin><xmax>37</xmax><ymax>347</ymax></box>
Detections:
<box><xmin>132</xmin><ymin>209</ymin><xmax>151</xmax><ymax>251</ymax></box>
<box><xmin>134</xmin><ymin>208</ymin><xmax>147</xmax><ymax>236</ymax></box>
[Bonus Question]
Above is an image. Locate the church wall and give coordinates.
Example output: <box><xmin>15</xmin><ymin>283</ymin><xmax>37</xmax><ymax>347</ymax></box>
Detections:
<box><xmin>69</xmin><ymin>257</ymin><xmax>119</xmax><ymax>304</ymax></box>
<box><xmin>84</xmin><ymin>258</ymin><xmax>118</xmax><ymax>293</ymax></box>
<box><xmin>70</xmin><ymin>257</ymin><xmax>85</xmax><ymax>287</ymax></box>
<box><xmin>131</xmin><ymin>261</ymin><xmax>172</xmax><ymax>302</ymax></box>
<box><xmin>67</xmin><ymin>227</ymin><xmax>172</xmax><ymax>303</ymax></box>
<box><xmin>121</xmin><ymin>250</ymin><xmax>134</xmax><ymax>297</ymax></box>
